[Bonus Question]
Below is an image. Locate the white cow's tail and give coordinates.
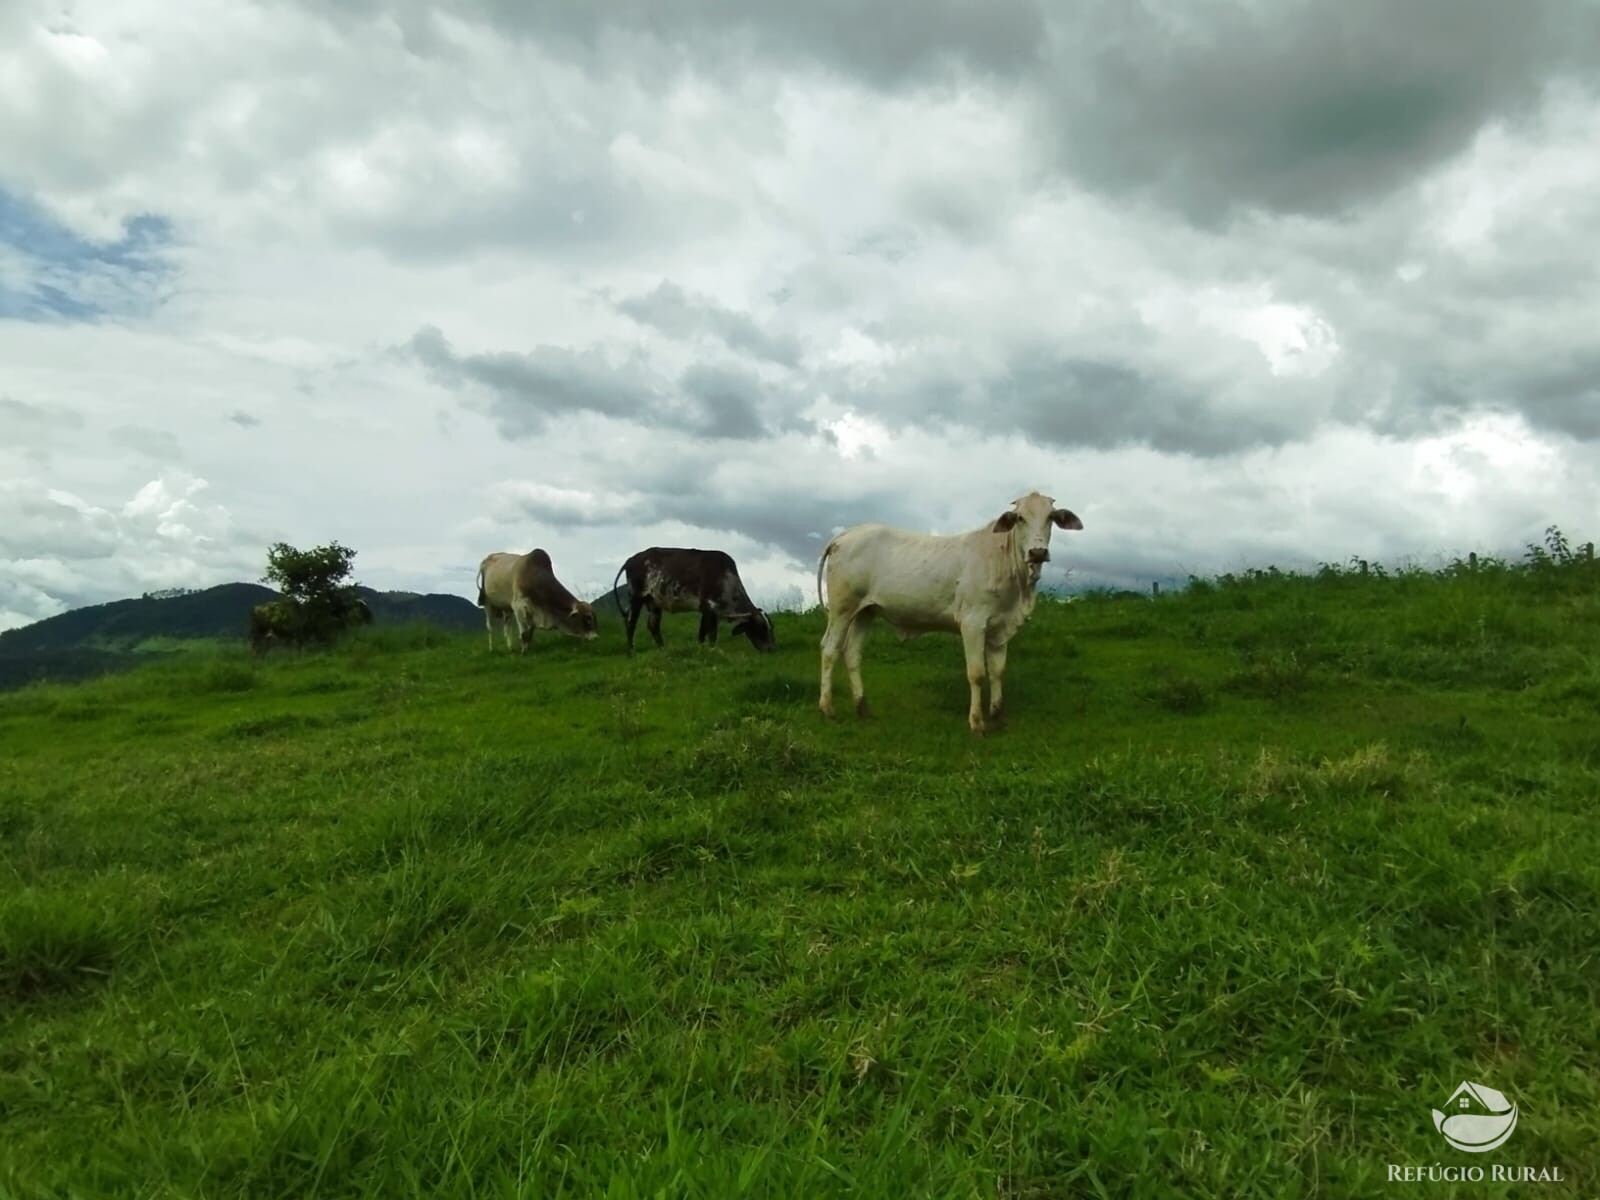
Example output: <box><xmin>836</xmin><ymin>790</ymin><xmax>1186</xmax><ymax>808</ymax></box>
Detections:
<box><xmin>815</xmin><ymin>539</ymin><xmax>836</xmax><ymax>610</ymax></box>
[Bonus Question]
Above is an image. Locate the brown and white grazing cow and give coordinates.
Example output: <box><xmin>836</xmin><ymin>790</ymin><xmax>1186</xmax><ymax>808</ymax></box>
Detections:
<box><xmin>476</xmin><ymin>549</ymin><xmax>598</xmax><ymax>652</ymax></box>
<box><xmin>815</xmin><ymin>491</ymin><xmax>1083</xmax><ymax>733</ymax></box>
<box><xmin>611</xmin><ymin>547</ymin><xmax>775</xmax><ymax>653</ymax></box>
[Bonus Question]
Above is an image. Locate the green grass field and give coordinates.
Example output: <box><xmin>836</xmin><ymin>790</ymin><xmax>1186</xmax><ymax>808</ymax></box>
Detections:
<box><xmin>3</xmin><ymin>555</ymin><xmax>1598</xmax><ymax>1197</ymax></box>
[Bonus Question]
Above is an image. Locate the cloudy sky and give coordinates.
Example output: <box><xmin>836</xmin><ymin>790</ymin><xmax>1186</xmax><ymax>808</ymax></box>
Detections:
<box><xmin>4</xmin><ymin>0</ymin><xmax>1599</xmax><ymax>630</ymax></box>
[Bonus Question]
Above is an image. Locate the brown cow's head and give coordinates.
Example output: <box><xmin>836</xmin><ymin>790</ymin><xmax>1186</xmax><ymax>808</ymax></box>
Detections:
<box><xmin>992</xmin><ymin>492</ymin><xmax>1084</xmax><ymax>573</ymax></box>
<box><xmin>563</xmin><ymin>600</ymin><xmax>599</xmax><ymax>640</ymax></box>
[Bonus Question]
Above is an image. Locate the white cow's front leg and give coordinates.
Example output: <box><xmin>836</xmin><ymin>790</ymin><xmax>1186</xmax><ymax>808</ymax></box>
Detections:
<box><xmin>502</xmin><ymin>610</ymin><xmax>517</xmax><ymax>651</ymax></box>
<box><xmin>986</xmin><ymin>634</ymin><xmax>1009</xmax><ymax>725</ymax></box>
<box><xmin>960</xmin><ymin>617</ymin><xmax>989</xmax><ymax>733</ymax></box>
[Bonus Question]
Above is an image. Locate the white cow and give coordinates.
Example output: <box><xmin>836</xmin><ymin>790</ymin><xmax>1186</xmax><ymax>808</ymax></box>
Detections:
<box><xmin>477</xmin><ymin>549</ymin><xmax>599</xmax><ymax>653</ymax></box>
<box><xmin>815</xmin><ymin>492</ymin><xmax>1083</xmax><ymax>732</ymax></box>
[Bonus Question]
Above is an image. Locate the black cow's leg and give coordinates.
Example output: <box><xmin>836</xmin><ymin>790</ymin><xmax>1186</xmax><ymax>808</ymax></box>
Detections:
<box><xmin>647</xmin><ymin>604</ymin><xmax>665</xmax><ymax>648</ymax></box>
<box><xmin>624</xmin><ymin>595</ymin><xmax>644</xmax><ymax>652</ymax></box>
<box><xmin>698</xmin><ymin>608</ymin><xmax>719</xmax><ymax>645</ymax></box>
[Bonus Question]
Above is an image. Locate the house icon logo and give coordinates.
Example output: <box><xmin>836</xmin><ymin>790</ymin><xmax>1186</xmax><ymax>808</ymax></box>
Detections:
<box><xmin>1431</xmin><ymin>1081</ymin><xmax>1518</xmax><ymax>1153</ymax></box>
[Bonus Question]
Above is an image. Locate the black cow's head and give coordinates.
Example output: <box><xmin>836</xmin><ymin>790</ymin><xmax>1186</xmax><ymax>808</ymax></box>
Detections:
<box><xmin>733</xmin><ymin>609</ymin><xmax>776</xmax><ymax>653</ymax></box>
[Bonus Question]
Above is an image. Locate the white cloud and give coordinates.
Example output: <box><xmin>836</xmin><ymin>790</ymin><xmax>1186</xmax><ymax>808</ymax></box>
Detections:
<box><xmin>2</xmin><ymin>1</ymin><xmax>1598</xmax><ymax>630</ymax></box>
<box><xmin>0</xmin><ymin>472</ymin><xmax>262</xmax><ymax>629</ymax></box>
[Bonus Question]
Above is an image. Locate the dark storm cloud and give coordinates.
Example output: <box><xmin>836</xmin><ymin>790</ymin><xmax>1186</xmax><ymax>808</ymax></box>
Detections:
<box><xmin>983</xmin><ymin>355</ymin><xmax>1298</xmax><ymax>457</ymax></box>
<box><xmin>1036</xmin><ymin>0</ymin><xmax>1600</xmax><ymax>222</ymax></box>
<box><xmin>294</xmin><ymin>0</ymin><xmax>1048</xmax><ymax>87</ymax></box>
<box><xmin>1513</xmin><ymin>353</ymin><xmax>1600</xmax><ymax>441</ymax></box>
<box><xmin>679</xmin><ymin>363</ymin><xmax>770</xmax><ymax>441</ymax></box>
<box><xmin>1286</xmin><ymin>216</ymin><xmax>1600</xmax><ymax>446</ymax></box>
<box><xmin>1386</xmin><ymin>349</ymin><xmax>1600</xmax><ymax>444</ymax></box>
<box><xmin>409</xmin><ymin>325</ymin><xmax>808</xmax><ymax>442</ymax></box>
<box><xmin>0</xmin><ymin>491</ymin><xmax>118</xmax><ymax>561</ymax></box>
<box><xmin>679</xmin><ymin>362</ymin><xmax>818</xmax><ymax>440</ymax></box>
<box><xmin>409</xmin><ymin>325</ymin><xmax>657</xmax><ymax>436</ymax></box>
<box><xmin>284</xmin><ymin>0</ymin><xmax>1599</xmax><ymax>228</ymax></box>
<box><xmin>823</xmin><ymin>347</ymin><xmax>1315</xmax><ymax>458</ymax></box>
<box><xmin>617</xmin><ymin>281</ymin><xmax>803</xmax><ymax>367</ymax></box>
<box><xmin>508</xmin><ymin>468</ymin><xmax>925</xmax><ymax>565</ymax></box>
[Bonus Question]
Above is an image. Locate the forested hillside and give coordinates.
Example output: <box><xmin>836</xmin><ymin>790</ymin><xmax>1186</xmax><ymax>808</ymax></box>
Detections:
<box><xmin>0</xmin><ymin>583</ymin><xmax>482</xmax><ymax>690</ymax></box>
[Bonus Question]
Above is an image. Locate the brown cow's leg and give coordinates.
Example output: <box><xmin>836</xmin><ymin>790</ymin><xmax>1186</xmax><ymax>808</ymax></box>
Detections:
<box><xmin>510</xmin><ymin>601</ymin><xmax>533</xmax><ymax>655</ymax></box>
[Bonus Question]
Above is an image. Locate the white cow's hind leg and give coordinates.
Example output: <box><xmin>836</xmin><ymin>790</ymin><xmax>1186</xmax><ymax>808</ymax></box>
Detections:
<box><xmin>986</xmin><ymin>634</ymin><xmax>1009</xmax><ymax>725</ymax></box>
<box><xmin>844</xmin><ymin>612</ymin><xmax>873</xmax><ymax>718</ymax></box>
<box><xmin>818</xmin><ymin>609</ymin><xmax>852</xmax><ymax>720</ymax></box>
<box><xmin>961</xmin><ymin>617</ymin><xmax>989</xmax><ymax>734</ymax></box>
<box><xmin>485</xmin><ymin>606</ymin><xmax>498</xmax><ymax>651</ymax></box>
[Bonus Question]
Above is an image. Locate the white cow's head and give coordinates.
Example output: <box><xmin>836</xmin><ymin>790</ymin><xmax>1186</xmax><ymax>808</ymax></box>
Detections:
<box><xmin>992</xmin><ymin>492</ymin><xmax>1083</xmax><ymax>571</ymax></box>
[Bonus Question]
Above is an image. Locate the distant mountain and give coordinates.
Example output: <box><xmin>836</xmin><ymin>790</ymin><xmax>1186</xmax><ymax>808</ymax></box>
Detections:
<box><xmin>590</xmin><ymin>584</ymin><xmax>631</xmax><ymax>615</ymax></box>
<box><xmin>353</xmin><ymin>587</ymin><xmax>483</xmax><ymax>633</ymax></box>
<box><xmin>0</xmin><ymin>583</ymin><xmax>278</xmax><ymax>656</ymax></box>
<box><xmin>0</xmin><ymin>582</ymin><xmax>483</xmax><ymax>691</ymax></box>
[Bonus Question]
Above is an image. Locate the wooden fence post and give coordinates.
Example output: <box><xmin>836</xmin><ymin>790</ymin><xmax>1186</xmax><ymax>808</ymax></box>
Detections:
<box><xmin>1468</xmin><ymin>552</ymin><xmax>1478</xmax><ymax>572</ymax></box>
<box><xmin>1152</xmin><ymin>581</ymin><xmax>1161</xmax><ymax>598</ymax></box>
<box><xmin>1584</xmin><ymin>542</ymin><xmax>1595</xmax><ymax>563</ymax></box>
<box><xmin>1359</xmin><ymin>560</ymin><xmax>1369</xmax><ymax>576</ymax></box>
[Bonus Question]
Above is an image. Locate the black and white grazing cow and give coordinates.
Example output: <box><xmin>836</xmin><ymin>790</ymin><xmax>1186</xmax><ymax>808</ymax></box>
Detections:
<box><xmin>477</xmin><ymin>549</ymin><xmax>599</xmax><ymax>652</ymax></box>
<box><xmin>815</xmin><ymin>491</ymin><xmax>1083</xmax><ymax>733</ymax></box>
<box><xmin>611</xmin><ymin>547</ymin><xmax>775</xmax><ymax>653</ymax></box>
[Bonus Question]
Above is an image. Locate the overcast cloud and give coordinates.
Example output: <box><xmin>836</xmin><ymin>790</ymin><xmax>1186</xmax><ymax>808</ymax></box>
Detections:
<box><xmin>3</xmin><ymin>0</ymin><xmax>1599</xmax><ymax>630</ymax></box>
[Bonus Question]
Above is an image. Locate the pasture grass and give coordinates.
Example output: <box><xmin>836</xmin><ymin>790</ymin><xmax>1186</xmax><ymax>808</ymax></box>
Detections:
<box><xmin>2</xmin><ymin>555</ymin><xmax>1599</xmax><ymax>1196</ymax></box>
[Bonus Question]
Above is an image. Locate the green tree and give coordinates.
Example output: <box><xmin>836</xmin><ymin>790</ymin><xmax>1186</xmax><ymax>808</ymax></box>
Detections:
<box><xmin>261</xmin><ymin>541</ymin><xmax>366</xmax><ymax>644</ymax></box>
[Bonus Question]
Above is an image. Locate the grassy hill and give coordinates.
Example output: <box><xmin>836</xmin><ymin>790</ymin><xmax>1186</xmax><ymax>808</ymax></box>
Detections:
<box><xmin>2</xmin><ymin>553</ymin><xmax>1597</xmax><ymax>1196</ymax></box>
<box><xmin>0</xmin><ymin>583</ymin><xmax>483</xmax><ymax>692</ymax></box>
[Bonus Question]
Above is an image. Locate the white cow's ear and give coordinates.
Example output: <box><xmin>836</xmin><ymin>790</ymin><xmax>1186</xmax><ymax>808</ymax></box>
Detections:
<box><xmin>1052</xmin><ymin>508</ymin><xmax>1083</xmax><ymax>531</ymax></box>
<box><xmin>992</xmin><ymin>511</ymin><xmax>1022</xmax><ymax>533</ymax></box>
